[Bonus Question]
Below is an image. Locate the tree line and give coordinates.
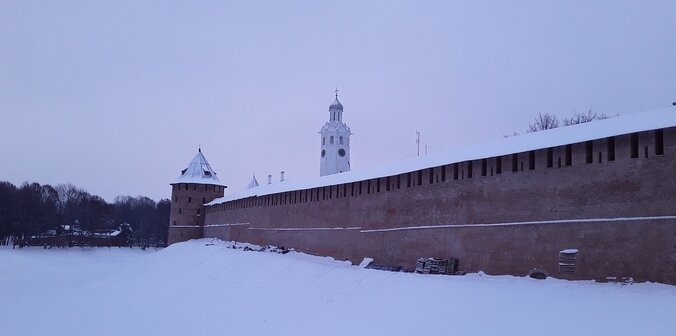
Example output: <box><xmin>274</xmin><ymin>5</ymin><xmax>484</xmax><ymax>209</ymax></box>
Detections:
<box><xmin>528</xmin><ymin>110</ymin><xmax>610</xmax><ymax>133</ymax></box>
<box><xmin>0</xmin><ymin>181</ymin><xmax>169</xmax><ymax>247</ymax></box>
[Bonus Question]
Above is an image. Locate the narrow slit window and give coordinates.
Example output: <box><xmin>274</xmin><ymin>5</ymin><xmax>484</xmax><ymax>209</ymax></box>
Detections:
<box><xmin>655</xmin><ymin>129</ymin><xmax>664</xmax><ymax>155</ymax></box>
<box><xmin>512</xmin><ymin>154</ymin><xmax>518</xmax><ymax>172</ymax></box>
<box><xmin>565</xmin><ymin>145</ymin><xmax>572</xmax><ymax>166</ymax></box>
<box><xmin>481</xmin><ymin>159</ymin><xmax>487</xmax><ymax>176</ymax></box>
<box><xmin>417</xmin><ymin>170</ymin><xmax>422</xmax><ymax>186</ymax></box>
<box><xmin>547</xmin><ymin>148</ymin><xmax>553</xmax><ymax>168</ymax></box>
<box><xmin>607</xmin><ymin>137</ymin><xmax>615</xmax><ymax>161</ymax></box>
<box><xmin>630</xmin><ymin>133</ymin><xmax>639</xmax><ymax>158</ymax></box>
<box><xmin>376</xmin><ymin>178</ymin><xmax>381</xmax><ymax>192</ymax></box>
<box><xmin>441</xmin><ymin>165</ymin><xmax>446</xmax><ymax>181</ymax></box>
<box><xmin>467</xmin><ymin>161</ymin><xmax>473</xmax><ymax>178</ymax></box>
<box><xmin>529</xmin><ymin>151</ymin><xmax>535</xmax><ymax>170</ymax></box>
<box><xmin>407</xmin><ymin>173</ymin><xmax>412</xmax><ymax>187</ymax></box>
<box><xmin>396</xmin><ymin>175</ymin><xmax>401</xmax><ymax>189</ymax></box>
<box><xmin>585</xmin><ymin>141</ymin><xmax>593</xmax><ymax>163</ymax></box>
<box><xmin>429</xmin><ymin>168</ymin><xmax>434</xmax><ymax>184</ymax></box>
<box><xmin>367</xmin><ymin>180</ymin><xmax>371</xmax><ymax>194</ymax></box>
<box><xmin>453</xmin><ymin>163</ymin><xmax>459</xmax><ymax>180</ymax></box>
<box><xmin>496</xmin><ymin>157</ymin><xmax>502</xmax><ymax>174</ymax></box>
<box><xmin>386</xmin><ymin>177</ymin><xmax>391</xmax><ymax>191</ymax></box>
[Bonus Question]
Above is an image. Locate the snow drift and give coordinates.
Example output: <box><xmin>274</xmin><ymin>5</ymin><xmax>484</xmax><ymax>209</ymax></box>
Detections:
<box><xmin>1</xmin><ymin>239</ymin><xmax>674</xmax><ymax>336</ymax></box>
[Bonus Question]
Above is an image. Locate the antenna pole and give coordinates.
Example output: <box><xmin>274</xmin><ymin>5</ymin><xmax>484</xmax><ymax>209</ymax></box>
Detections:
<box><xmin>416</xmin><ymin>131</ymin><xmax>420</xmax><ymax>157</ymax></box>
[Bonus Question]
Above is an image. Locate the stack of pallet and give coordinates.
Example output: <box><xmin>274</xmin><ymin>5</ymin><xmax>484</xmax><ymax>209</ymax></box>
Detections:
<box><xmin>558</xmin><ymin>249</ymin><xmax>578</xmax><ymax>274</ymax></box>
<box><xmin>415</xmin><ymin>257</ymin><xmax>458</xmax><ymax>275</ymax></box>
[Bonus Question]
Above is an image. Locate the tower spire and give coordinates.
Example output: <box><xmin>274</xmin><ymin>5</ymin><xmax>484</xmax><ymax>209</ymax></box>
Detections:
<box><xmin>335</xmin><ymin>87</ymin><xmax>339</xmax><ymax>99</ymax></box>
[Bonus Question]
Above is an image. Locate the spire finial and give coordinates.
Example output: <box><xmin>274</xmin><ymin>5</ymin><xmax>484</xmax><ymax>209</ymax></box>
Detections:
<box><xmin>335</xmin><ymin>87</ymin><xmax>339</xmax><ymax>98</ymax></box>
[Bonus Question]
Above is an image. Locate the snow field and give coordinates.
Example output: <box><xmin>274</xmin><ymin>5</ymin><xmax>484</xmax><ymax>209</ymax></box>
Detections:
<box><xmin>1</xmin><ymin>239</ymin><xmax>674</xmax><ymax>336</ymax></box>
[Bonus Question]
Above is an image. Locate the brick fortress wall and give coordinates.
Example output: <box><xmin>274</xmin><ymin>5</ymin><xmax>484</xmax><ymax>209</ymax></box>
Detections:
<box><xmin>203</xmin><ymin>127</ymin><xmax>676</xmax><ymax>283</ymax></box>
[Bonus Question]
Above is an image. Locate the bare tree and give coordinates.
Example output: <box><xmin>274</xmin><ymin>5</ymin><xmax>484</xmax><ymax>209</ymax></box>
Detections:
<box><xmin>563</xmin><ymin>109</ymin><xmax>608</xmax><ymax>126</ymax></box>
<box><xmin>528</xmin><ymin>112</ymin><xmax>559</xmax><ymax>133</ymax></box>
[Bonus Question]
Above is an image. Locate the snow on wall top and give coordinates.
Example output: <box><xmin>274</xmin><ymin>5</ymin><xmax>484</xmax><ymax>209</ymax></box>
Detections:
<box><xmin>207</xmin><ymin>106</ymin><xmax>676</xmax><ymax>205</ymax></box>
<box><xmin>173</xmin><ymin>149</ymin><xmax>226</xmax><ymax>186</ymax></box>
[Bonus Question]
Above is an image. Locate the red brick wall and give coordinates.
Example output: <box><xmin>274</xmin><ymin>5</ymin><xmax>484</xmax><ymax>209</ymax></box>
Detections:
<box><xmin>203</xmin><ymin>127</ymin><xmax>676</xmax><ymax>283</ymax></box>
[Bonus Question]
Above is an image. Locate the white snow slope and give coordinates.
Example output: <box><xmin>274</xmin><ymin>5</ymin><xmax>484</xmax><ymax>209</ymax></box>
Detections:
<box><xmin>1</xmin><ymin>239</ymin><xmax>674</xmax><ymax>336</ymax></box>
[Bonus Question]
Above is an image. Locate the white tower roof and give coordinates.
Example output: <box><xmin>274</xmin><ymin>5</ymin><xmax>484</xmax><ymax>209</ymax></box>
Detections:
<box><xmin>246</xmin><ymin>175</ymin><xmax>260</xmax><ymax>189</ymax></box>
<box><xmin>172</xmin><ymin>149</ymin><xmax>226</xmax><ymax>186</ymax></box>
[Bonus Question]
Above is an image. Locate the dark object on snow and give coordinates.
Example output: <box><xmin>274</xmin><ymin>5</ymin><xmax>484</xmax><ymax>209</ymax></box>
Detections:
<box><xmin>415</xmin><ymin>257</ymin><xmax>458</xmax><ymax>275</ymax></box>
<box><xmin>366</xmin><ymin>263</ymin><xmax>402</xmax><ymax>272</ymax></box>
<box><xmin>529</xmin><ymin>271</ymin><xmax>547</xmax><ymax>280</ymax></box>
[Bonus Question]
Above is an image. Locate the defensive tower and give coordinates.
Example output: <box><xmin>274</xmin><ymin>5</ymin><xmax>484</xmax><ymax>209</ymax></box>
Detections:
<box><xmin>167</xmin><ymin>148</ymin><xmax>226</xmax><ymax>245</ymax></box>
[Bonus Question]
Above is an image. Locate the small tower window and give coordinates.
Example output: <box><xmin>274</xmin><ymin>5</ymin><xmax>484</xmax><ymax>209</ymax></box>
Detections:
<box><xmin>323</xmin><ymin>137</ymin><xmax>326</xmax><ymax>145</ymax></box>
<box><xmin>340</xmin><ymin>136</ymin><xmax>344</xmax><ymax>145</ymax></box>
<box><xmin>330</xmin><ymin>136</ymin><xmax>334</xmax><ymax>144</ymax></box>
<box><xmin>178</xmin><ymin>208</ymin><xmax>182</xmax><ymax>214</ymax></box>
<box><xmin>188</xmin><ymin>197</ymin><xmax>192</xmax><ymax>203</ymax></box>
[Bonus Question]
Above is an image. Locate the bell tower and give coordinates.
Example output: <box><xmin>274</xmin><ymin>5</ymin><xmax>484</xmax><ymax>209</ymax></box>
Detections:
<box><xmin>167</xmin><ymin>148</ymin><xmax>226</xmax><ymax>245</ymax></box>
<box><xmin>320</xmin><ymin>89</ymin><xmax>352</xmax><ymax>176</ymax></box>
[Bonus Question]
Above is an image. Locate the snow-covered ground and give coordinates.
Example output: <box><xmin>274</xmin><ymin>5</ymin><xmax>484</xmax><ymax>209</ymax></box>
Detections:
<box><xmin>1</xmin><ymin>240</ymin><xmax>674</xmax><ymax>336</ymax></box>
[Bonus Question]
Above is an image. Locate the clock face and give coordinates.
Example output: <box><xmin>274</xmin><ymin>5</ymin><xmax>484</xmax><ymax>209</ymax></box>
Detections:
<box><xmin>338</xmin><ymin>148</ymin><xmax>346</xmax><ymax>157</ymax></box>
<box><xmin>321</xmin><ymin>149</ymin><xmax>326</xmax><ymax>158</ymax></box>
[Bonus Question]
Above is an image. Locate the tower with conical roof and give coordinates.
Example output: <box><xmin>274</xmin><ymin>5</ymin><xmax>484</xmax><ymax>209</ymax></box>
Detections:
<box><xmin>167</xmin><ymin>148</ymin><xmax>226</xmax><ymax>245</ymax></box>
<box><xmin>320</xmin><ymin>89</ymin><xmax>352</xmax><ymax>176</ymax></box>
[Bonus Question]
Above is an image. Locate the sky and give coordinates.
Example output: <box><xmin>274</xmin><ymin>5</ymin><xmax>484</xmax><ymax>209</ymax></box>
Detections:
<box><xmin>1</xmin><ymin>1</ymin><xmax>675</xmax><ymax>202</ymax></box>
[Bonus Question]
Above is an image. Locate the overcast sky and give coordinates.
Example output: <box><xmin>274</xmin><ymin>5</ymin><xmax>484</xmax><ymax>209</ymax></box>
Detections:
<box><xmin>1</xmin><ymin>1</ymin><xmax>675</xmax><ymax>202</ymax></box>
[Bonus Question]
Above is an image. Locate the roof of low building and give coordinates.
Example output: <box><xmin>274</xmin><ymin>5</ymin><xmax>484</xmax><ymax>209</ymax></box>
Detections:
<box><xmin>208</xmin><ymin>105</ymin><xmax>676</xmax><ymax>205</ymax></box>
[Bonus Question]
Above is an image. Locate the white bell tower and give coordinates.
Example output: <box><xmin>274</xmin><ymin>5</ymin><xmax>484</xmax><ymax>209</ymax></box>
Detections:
<box><xmin>320</xmin><ymin>89</ymin><xmax>352</xmax><ymax>176</ymax></box>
